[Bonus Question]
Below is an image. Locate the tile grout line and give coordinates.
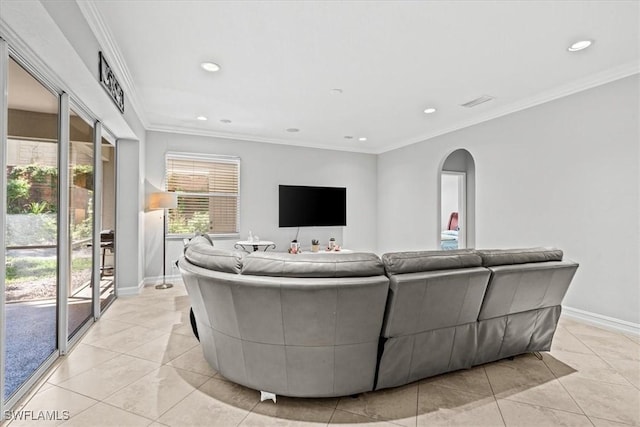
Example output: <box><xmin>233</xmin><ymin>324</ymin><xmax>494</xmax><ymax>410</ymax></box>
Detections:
<box><xmin>58</xmin><ymin>400</ymin><xmax>102</xmax><ymax>425</ymax></box>
<box><xmin>416</xmin><ymin>374</ymin><xmax>493</xmax><ymax>397</ymax></box>
<box><xmin>234</xmin><ymin>396</ymin><xmax>260</xmax><ymax>426</ymax></box>
<box><xmin>96</xmin><ymin>400</ymin><xmax>157</xmax><ymax>424</ymax></box>
<box><xmin>541</xmin><ymin>352</ymin><xmax>603</xmax><ymax>426</ymax></box>
<box><xmin>4</xmin><ymin>341</ymin><xmax>100</xmax><ymax>421</ymax></box>
<box><xmin>414</xmin><ymin>380</ymin><xmax>418</xmax><ymax>427</ymax></box>
<box><xmin>501</xmin><ymin>395</ymin><xmax>595</xmax><ymax>420</ymax></box>
<box><xmin>121</xmin><ymin>339</ymin><xmax>199</xmax><ymax>366</ymax></box>
<box><xmin>621</xmin><ymin>334</ymin><xmax>640</xmax><ymax>346</ymax></box>
<box><xmin>69</xmin><ymin>293</ymin><xmax>196</xmax><ymax>424</ymax></box>
<box><xmin>563</xmin><ymin>327</ymin><xmax>639</xmax><ymax>390</ymax></box>
<box><xmin>331</xmin><ymin>393</ymin><xmax>412</xmax><ymax>426</ymax></box>
<box><xmin>45</xmin><ymin>346</ymin><xmax>122</xmax><ymax>387</ymax></box>
<box><xmin>54</xmin><ymin>356</ymin><xmax>160</xmax><ymax>408</ymax></box>
<box><xmin>482</xmin><ymin>365</ymin><xmax>508</xmax><ymax>427</ymax></box>
<box><xmin>151</xmin><ymin>387</ymin><xmax>199</xmax><ymax>425</ymax></box>
<box><xmin>61</xmin><ymin>399</ymin><xmax>157</xmax><ymax>425</ymax></box>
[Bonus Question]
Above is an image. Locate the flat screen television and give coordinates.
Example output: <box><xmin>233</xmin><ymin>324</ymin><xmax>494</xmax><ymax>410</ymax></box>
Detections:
<box><xmin>279</xmin><ymin>185</ymin><xmax>346</xmax><ymax>227</ymax></box>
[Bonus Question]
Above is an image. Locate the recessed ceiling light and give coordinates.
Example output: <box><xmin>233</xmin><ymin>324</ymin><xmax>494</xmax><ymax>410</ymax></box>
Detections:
<box><xmin>423</xmin><ymin>107</ymin><xmax>437</xmax><ymax>114</ymax></box>
<box><xmin>196</xmin><ymin>115</ymin><xmax>208</xmax><ymax>121</ymax></box>
<box><xmin>567</xmin><ymin>40</ymin><xmax>592</xmax><ymax>52</ymax></box>
<box><xmin>330</xmin><ymin>88</ymin><xmax>343</xmax><ymax>95</ymax></box>
<box><xmin>220</xmin><ymin>119</ymin><xmax>232</xmax><ymax>124</ymax></box>
<box><xmin>200</xmin><ymin>62</ymin><xmax>221</xmax><ymax>72</ymax></box>
<box><xmin>344</xmin><ymin>136</ymin><xmax>353</xmax><ymax>139</ymax></box>
<box><xmin>358</xmin><ymin>137</ymin><xmax>367</xmax><ymax>142</ymax></box>
<box><xmin>286</xmin><ymin>128</ymin><xmax>300</xmax><ymax>133</ymax></box>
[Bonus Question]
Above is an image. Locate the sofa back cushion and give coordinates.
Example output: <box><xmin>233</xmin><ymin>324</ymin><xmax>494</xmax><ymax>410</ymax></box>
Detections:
<box><xmin>382</xmin><ymin>250</ymin><xmax>482</xmax><ymax>275</ymax></box>
<box><xmin>382</xmin><ymin>267</ymin><xmax>491</xmax><ymax>337</ymax></box>
<box><xmin>184</xmin><ymin>238</ymin><xmax>244</xmax><ymax>274</ymax></box>
<box><xmin>478</xmin><ymin>260</ymin><xmax>578</xmax><ymax>320</ymax></box>
<box><xmin>476</xmin><ymin>248</ymin><xmax>574</xmax><ymax>320</ymax></box>
<box><xmin>242</xmin><ymin>252</ymin><xmax>385</xmax><ymax>278</ymax></box>
<box><xmin>477</xmin><ymin>247</ymin><xmax>563</xmax><ymax>267</ymax></box>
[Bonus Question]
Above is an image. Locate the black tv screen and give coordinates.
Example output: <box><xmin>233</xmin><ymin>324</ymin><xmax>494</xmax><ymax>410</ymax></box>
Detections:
<box><xmin>279</xmin><ymin>185</ymin><xmax>346</xmax><ymax>227</ymax></box>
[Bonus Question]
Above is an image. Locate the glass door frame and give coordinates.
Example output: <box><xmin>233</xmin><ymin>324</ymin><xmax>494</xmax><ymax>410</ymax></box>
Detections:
<box><xmin>0</xmin><ymin>36</ymin><xmax>9</xmax><ymax>422</ymax></box>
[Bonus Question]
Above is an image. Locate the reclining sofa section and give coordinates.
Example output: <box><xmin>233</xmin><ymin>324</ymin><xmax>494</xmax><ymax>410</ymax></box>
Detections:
<box><xmin>376</xmin><ymin>250</ymin><xmax>490</xmax><ymax>389</ymax></box>
<box><xmin>473</xmin><ymin>249</ymin><xmax>578</xmax><ymax>366</ymax></box>
<box><xmin>375</xmin><ymin>248</ymin><xmax>578</xmax><ymax>390</ymax></box>
<box><xmin>178</xmin><ymin>237</ymin><xmax>578</xmax><ymax>398</ymax></box>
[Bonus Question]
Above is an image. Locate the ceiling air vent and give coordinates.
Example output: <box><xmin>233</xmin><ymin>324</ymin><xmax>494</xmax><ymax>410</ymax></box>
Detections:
<box><xmin>460</xmin><ymin>95</ymin><xmax>494</xmax><ymax>108</ymax></box>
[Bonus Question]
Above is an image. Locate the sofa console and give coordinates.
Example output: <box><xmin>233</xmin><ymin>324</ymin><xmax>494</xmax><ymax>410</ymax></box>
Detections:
<box><xmin>178</xmin><ymin>237</ymin><xmax>578</xmax><ymax>398</ymax></box>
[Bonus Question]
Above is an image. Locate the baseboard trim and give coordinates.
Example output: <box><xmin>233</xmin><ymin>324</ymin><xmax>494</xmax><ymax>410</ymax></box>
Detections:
<box><xmin>117</xmin><ymin>280</ymin><xmax>145</xmax><ymax>296</ymax></box>
<box><xmin>144</xmin><ymin>274</ymin><xmax>182</xmax><ymax>286</ymax></box>
<box><xmin>562</xmin><ymin>306</ymin><xmax>640</xmax><ymax>336</ymax></box>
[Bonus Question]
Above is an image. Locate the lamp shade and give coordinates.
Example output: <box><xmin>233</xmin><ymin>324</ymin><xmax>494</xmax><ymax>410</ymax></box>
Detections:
<box><xmin>149</xmin><ymin>192</ymin><xmax>178</xmax><ymax>210</ymax></box>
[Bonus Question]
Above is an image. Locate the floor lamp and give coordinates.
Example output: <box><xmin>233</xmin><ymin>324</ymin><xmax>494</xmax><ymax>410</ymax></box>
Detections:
<box><xmin>150</xmin><ymin>192</ymin><xmax>178</xmax><ymax>290</ymax></box>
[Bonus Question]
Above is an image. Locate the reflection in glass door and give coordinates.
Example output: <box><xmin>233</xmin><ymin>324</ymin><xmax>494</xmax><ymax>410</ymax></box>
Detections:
<box><xmin>67</xmin><ymin>111</ymin><xmax>95</xmax><ymax>339</ymax></box>
<box><xmin>4</xmin><ymin>57</ymin><xmax>59</xmax><ymax>400</ymax></box>
<box><xmin>99</xmin><ymin>139</ymin><xmax>116</xmax><ymax>312</ymax></box>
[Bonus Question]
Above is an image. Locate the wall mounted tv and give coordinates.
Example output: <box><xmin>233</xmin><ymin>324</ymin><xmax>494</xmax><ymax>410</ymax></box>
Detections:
<box><xmin>279</xmin><ymin>185</ymin><xmax>346</xmax><ymax>227</ymax></box>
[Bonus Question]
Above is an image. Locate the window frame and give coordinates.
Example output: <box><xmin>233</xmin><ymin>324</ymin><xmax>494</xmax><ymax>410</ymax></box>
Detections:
<box><xmin>165</xmin><ymin>151</ymin><xmax>241</xmax><ymax>238</ymax></box>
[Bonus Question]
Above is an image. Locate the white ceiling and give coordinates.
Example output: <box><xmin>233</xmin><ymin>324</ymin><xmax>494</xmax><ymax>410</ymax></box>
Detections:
<box><xmin>88</xmin><ymin>0</ymin><xmax>639</xmax><ymax>154</ymax></box>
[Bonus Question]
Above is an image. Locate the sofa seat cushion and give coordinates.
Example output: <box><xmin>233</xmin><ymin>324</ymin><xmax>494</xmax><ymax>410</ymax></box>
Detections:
<box><xmin>382</xmin><ymin>250</ymin><xmax>482</xmax><ymax>275</ymax></box>
<box><xmin>184</xmin><ymin>239</ymin><xmax>245</xmax><ymax>274</ymax></box>
<box><xmin>477</xmin><ymin>247</ymin><xmax>563</xmax><ymax>267</ymax></box>
<box><xmin>242</xmin><ymin>252</ymin><xmax>384</xmax><ymax>278</ymax></box>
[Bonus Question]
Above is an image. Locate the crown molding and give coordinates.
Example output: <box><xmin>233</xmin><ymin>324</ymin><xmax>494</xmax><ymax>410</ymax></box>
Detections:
<box><xmin>147</xmin><ymin>124</ymin><xmax>377</xmax><ymax>155</ymax></box>
<box><xmin>76</xmin><ymin>0</ymin><xmax>149</xmax><ymax>129</ymax></box>
<box><xmin>376</xmin><ymin>62</ymin><xmax>640</xmax><ymax>154</ymax></box>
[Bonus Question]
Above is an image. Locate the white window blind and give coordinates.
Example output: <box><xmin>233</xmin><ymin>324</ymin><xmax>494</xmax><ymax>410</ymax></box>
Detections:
<box><xmin>165</xmin><ymin>153</ymin><xmax>240</xmax><ymax>235</ymax></box>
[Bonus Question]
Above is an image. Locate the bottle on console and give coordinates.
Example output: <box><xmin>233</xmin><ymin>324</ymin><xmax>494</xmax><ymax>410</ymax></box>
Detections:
<box><xmin>329</xmin><ymin>237</ymin><xmax>336</xmax><ymax>250</ymax></box>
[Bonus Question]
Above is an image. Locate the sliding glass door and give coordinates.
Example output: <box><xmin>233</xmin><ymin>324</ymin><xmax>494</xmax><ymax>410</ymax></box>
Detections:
<box><xmin>1</xmin><ymin>49</ymin><xmax>119</xmax><ymax>417</ymax></box>
<box><xmin>4</xmin><ymin>57</ymin><xmax>60</xmax><ymax>401</ymax></box>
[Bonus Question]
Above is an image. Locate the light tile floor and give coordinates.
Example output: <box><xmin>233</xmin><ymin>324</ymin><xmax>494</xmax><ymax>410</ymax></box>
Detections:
<box><xmin>4</xmin><ymin>282</ymin><xmax>639</xmax><ymax>427</ymax></box>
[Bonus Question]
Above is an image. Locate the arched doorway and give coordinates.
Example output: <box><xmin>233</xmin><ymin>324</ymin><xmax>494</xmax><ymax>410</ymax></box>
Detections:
<box><xmin>438</xmin><ymin>149</ymin><xmax>476</xmax><ymax>249</ymax></box>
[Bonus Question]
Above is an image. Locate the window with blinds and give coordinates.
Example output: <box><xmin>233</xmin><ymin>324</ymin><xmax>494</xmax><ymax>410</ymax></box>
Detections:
<box><xmin>165</xmin><ymin>153</ymin><xmax>240</xmax><ymax>235</ymax></box>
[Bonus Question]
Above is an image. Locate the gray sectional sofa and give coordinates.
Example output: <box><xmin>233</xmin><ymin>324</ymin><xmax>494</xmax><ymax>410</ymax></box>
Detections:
<box><xmin>178</xmin><ymin>236</ymin><xmax>578</xmax><ymax>398</ymax></box>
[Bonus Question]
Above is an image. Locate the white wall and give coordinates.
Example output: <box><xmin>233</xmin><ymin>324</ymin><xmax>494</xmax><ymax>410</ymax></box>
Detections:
<box><xmin>144</xmin><ymin>131</ymin><xmax>378</xmax><ymax>281</ymax></box>
<box><xmin>378</xmin><ymin>75</ymin><xmax>640</xmax><ymax>325</ymax></box>
<box><xmin>116</xmin><ymin>139</ymin><xmax>145</xmax><ymax>292</ymax></box>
